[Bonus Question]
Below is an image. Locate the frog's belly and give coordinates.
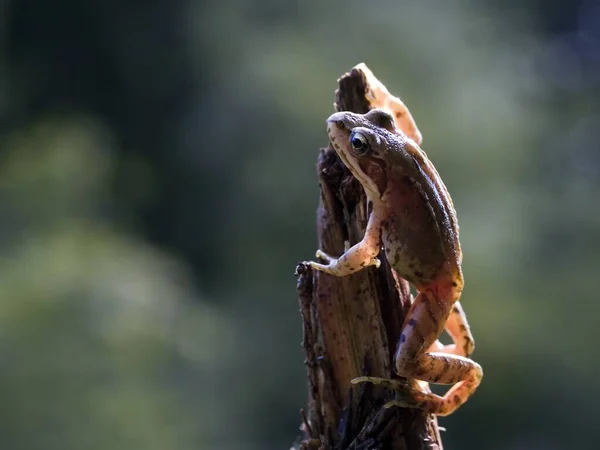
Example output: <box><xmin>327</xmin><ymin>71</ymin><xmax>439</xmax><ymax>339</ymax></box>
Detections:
<box><xmin>382</xmin><ymin>223</ymin><xmax>445</xmax><ymax>284</ymax></box>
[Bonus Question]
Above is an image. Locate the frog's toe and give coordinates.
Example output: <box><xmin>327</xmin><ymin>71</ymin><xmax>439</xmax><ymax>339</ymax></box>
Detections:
<box><xmin>383</xmin><ymin>398</ymin><xmax>417</xmax><ymax>410</ymax></box>
<box><xmin>351</xmin><ymin>376</ymin><xmax>408</xmax><ymax>390</ymax></box>
<box><xmin>369</xmin><ymin>257</ymin><xmax>381</xmax><ymax>268</ymax></box>
<box><xmin>315</xmin><ymin>249</ymin><xmax>335</xmax><ymax>263</ymax></box>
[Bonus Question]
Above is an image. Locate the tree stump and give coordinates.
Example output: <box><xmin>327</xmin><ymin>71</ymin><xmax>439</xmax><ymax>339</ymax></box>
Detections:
<box><xmin>293</xmin><ymin>64</ymin><xmax>443</xmax><ymax>450</ymax></box>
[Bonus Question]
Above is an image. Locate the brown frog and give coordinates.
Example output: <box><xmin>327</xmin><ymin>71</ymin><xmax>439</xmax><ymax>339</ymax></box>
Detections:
<box><xmin>305</xmin><ymin>108</ymin><xmax>482</xmax><ymax>416</ymax></box>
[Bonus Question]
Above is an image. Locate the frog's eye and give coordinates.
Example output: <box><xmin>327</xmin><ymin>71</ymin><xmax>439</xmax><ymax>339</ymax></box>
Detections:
<box><xmin>350</xmin><ymin>132</ymin><xmax>369</xmax><ymax>155</ymax></box>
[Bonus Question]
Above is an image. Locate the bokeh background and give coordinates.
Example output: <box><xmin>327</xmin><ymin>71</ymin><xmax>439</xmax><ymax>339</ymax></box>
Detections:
<box><xmin>2</xmin><ymin>0</ymin><xmax>599</xmax><ymax>449</ymax></box>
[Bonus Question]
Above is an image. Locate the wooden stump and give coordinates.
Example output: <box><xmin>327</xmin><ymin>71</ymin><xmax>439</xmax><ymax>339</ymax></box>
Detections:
<box><xmin>292</xmin><ymin>64</ymin><xmax>443</xmax><ymax>450</ymax></box>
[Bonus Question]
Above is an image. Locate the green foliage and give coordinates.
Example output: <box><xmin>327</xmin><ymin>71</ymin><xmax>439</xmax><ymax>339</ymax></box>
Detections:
<box><xmin>0</xmin><ymin>117</ymin><xmax>237</xmax><ymax>449</ymax></box>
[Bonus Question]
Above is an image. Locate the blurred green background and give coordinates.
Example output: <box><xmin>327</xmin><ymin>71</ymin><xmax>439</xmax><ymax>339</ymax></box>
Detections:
<box><xmin>2</xmin><ymin>0</ymin><xmax>600</xmax><ymax>449</ymax></box>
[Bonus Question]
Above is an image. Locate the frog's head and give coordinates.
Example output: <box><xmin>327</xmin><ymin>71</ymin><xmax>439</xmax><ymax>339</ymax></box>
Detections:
<box><xmin>327</xmin><ymin>108</ymin><xmax>401</xmax><ymax>201</ymax></box>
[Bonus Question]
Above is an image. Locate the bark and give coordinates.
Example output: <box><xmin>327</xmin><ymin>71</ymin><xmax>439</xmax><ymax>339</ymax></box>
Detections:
<box><xmin>292</xmin><ymin>64</ymin><xmax>443</xmax><ymax>450</ymax></box>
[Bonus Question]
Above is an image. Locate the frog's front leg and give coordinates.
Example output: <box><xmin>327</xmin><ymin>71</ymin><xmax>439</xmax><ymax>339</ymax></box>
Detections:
<box><xmin>306</xmin><ymin>211</ymin><xmax>383</xmax><ymax>277</ymax></box>
<box><xmin>354</xmin><ymin>289</ymin><xmax>482</xmax><ymax>416</ymax></box>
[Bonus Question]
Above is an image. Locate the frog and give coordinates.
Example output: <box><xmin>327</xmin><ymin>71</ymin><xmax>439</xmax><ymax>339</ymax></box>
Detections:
<box><xmin>305</xmin><ymin>107</ymin><xmax>482</xmax><ymax>416</ymax></box>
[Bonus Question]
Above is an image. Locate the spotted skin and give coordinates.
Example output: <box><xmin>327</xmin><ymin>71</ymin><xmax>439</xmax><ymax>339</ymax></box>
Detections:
<box><xmin>358</xmin><ymin>62</ymin><xmax>423</xmax><ymax>146</ymax></box>
<box><xmin>305</xmin><ymin>108</ymin><xmax>482</xmax><ymax>416</ymax></box>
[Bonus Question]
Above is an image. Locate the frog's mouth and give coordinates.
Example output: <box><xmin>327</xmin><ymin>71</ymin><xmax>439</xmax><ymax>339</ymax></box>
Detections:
<box><xmin>327</xmin><ymin>116</ymin><xmax>383</xmax><ymax>200</ymax></box>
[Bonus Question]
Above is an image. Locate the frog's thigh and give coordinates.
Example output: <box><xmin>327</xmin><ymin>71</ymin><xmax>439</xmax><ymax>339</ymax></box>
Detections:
<box><xmin>382</xmin><ymin>96</ymin><xmax>423</xmax><ymax>146</ymax></box>
<box><xmin>395</xmin><ymin>292</ymin><xmax>483</xmax><ymax>416</ymax></box>
<box><xmin>308</xmin><ymin>212</ymin><xmax>383</xmax><ymax>276</ymax></box>
<box><xmin>428</xmin><ymin>301</ymin><xmax>475</xmax><ymax>357</ymax></box>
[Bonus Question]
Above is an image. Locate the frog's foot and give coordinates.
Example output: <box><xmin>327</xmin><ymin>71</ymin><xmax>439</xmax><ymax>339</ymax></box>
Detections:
<box><xmin>305</xmin><ymin>249</ymin><xmax>381</xmax><ymax>276</ymax></box>
<box><xmin>351</xmin><ymin>376</ymin><xmax>422</xmax><ymax>410</ymax></box>
<box><xmin>351</xmin><ymin>376</ymin><xmax>408</xmax><ymax>390</ymax></box>
<box><xmin>315</xmin><ymin>249</ymin><xmax>380</xmax><ymax>267</ymax></box>
<box><xmin>351</xmin><ymin>377</ymin><xmax>426</xmax><ymax>409</ymax></box>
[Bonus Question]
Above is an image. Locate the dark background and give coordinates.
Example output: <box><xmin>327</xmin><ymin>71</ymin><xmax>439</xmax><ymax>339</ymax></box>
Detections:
<box><xmin>2</xmin><ymin>0</ymin><xmax>600</xmax><ymax>449</ymax></box>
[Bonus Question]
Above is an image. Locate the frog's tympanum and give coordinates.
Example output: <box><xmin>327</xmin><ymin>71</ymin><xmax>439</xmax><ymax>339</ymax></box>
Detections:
<box><xmin>306</xmin><ymin>108</ymin><xmax>482</xmax><ymax>416</ymax></box>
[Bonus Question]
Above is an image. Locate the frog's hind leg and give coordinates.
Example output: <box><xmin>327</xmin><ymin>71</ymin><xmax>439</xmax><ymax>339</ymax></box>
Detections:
<box><xmin>428</xmin><ymin>301</ymin><xmax>475</xmax><ymax>357</ymax></box>
<box><xmin>393</xmin><ymin>290</ymin><xmax>482</xmax><ymax>415</ymax></box>
<box><xmin>353</xmin><ymin>290</ymin><xmax>482</xmax><ymax>416</ymax></box>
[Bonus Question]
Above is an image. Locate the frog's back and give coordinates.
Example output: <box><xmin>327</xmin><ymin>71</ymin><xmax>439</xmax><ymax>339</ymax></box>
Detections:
<box><xmin>381</xmin><ymin>148</ymin><xmax>462</xmax><ymax>289</ymax></box>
